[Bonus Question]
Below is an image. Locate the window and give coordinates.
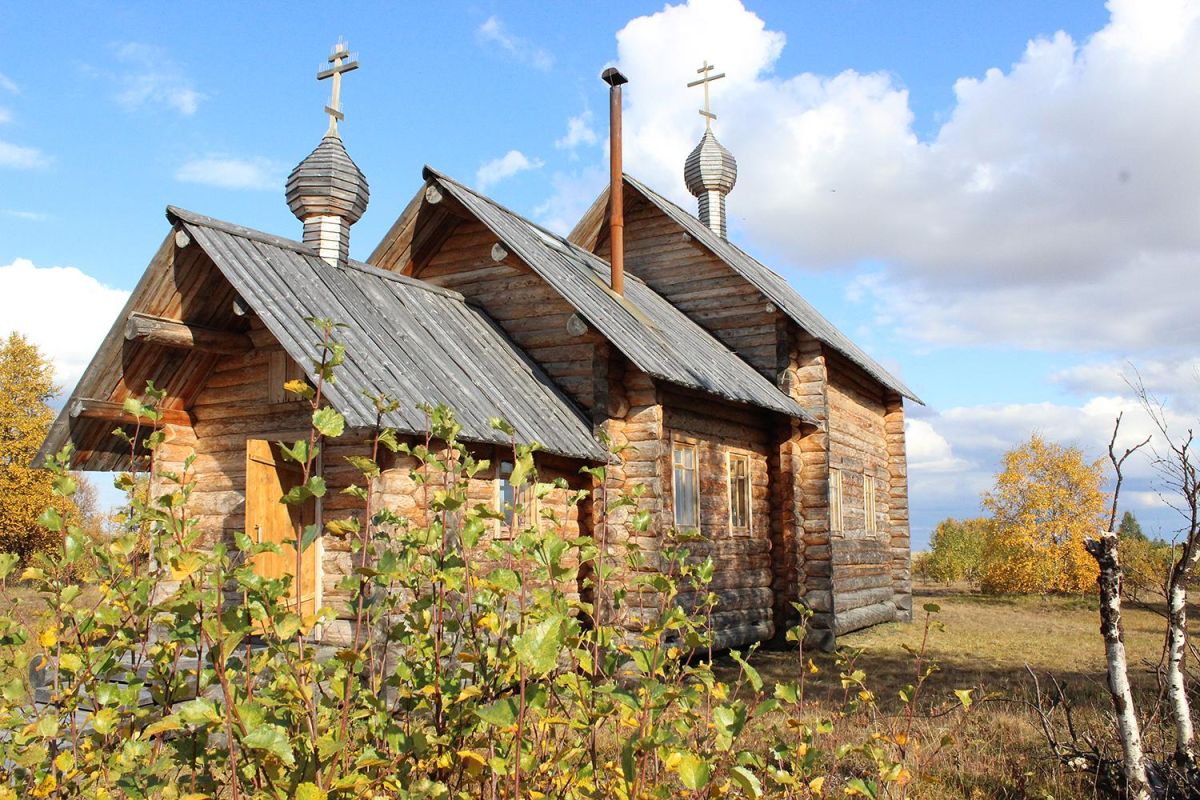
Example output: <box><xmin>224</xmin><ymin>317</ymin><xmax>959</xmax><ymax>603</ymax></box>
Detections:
<box><xmin>497</xmin><ymin>460</ymin><xmax>536</xmax><ymax>532</ymax></box>
<box><xmin>864</xmin><ymin>476</ymin><xmax>878</xmax><ymax>533</ymax></box>
<box><xmin>672</xmin><ymin>442</ymin><xmax>699</xmax><ymax>529</ymax></box>
<box><xmin>728</xmin><ymin>452</ymin><xmax>751</xmax><ymax>531</ymax></box>
<box><xmin>829</xmin><ymin>468</ymin><xmax>843</xmax><ymax>532</ymax></box>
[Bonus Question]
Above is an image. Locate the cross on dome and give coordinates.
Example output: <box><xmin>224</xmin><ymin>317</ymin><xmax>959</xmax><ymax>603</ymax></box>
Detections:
<box><xmin>687</xmin><ymin>59</ymin><xmax>726</xmax><ymax>130</ymax></box>
<box><xmin>317</xmin><ymin>39</ymin><xmax>359</xmax><ymax>137</ymax></box>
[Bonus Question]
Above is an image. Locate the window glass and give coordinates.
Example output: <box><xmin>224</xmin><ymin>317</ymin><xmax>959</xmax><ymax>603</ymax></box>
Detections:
<box><xmin>672</xmin><ymin>443</ymin><xmax>699</xmax><ymax>529</ymax></box>
<box><xmin>729</xmin><ymin>453</ymin><xmax>751</xmax><ymax>529</ymax></box>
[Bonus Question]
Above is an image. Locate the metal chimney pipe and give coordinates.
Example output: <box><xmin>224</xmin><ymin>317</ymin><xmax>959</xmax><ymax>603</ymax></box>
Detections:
<box><xmin>601</xmin><ymin>67</ymin><xmax>628</xmax><ymax>296</ymax></box>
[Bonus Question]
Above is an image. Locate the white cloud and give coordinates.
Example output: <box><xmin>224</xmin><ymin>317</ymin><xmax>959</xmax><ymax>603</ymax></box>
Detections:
<box><xmin>1052</xmin><ymin>358</ymin><xmax>1200</xmax><ymax>413</ymax></box>
<box><xmin>110</xmin><ymin>43</ymin><xmax>204</xmax><ymax>116</ymax></box>
<box><xmin>0</xmin><ymin>259</ymin><xmax>129</xmax><ymax>390</ymax></box>
<box><xmin>556</xmin><ymin>110</ymin><xmax>598</xmax><ymax>152</ymax></box>
<box><xmin>0</xmin><ymin>73</ymin><xmax>17</xmax><ymax>94</ymax></box>
<box><xmin>597</xmin><ymin>0</ymin><xmax>1200</xmax><ymax>353</ymax></box>
<box><xmin>0</xmin><ymin>107</ymin><xmax>10</xmax><ymax>125</ymax></box>
<box><xmin>477</xmin><ymin>16</ymin><xmax>554</xmax><ymax>71</ymax></box>
<box><xmin>476</xmin><ymin>150</ymin><xmax>544</xmax><ymax>190</ymax></box>
<box><xmin>0</xmin><ymin>140</ymin><xmax>50</xmax><ymax>169</ymax></box>
<box><xmin>1</xmin><ymin>210</ymin><xmax>48</xmax><ymax>222</ymax></box>
<box><xmin>175</xmin><ymin>156</ymin><xmax>285</xmax><ymax>191</ymax></box>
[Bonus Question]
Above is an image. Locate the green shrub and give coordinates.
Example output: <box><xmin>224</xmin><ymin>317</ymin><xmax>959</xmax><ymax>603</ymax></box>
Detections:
<box><xmin>0</xmin><ymin>320</ymin><xmax>975</xmax><ymax>799</ymax></box>
<box><xmin>923</xmin><ymin>518</ymin><xmax>989</xmax><ymax>586</ymax></box>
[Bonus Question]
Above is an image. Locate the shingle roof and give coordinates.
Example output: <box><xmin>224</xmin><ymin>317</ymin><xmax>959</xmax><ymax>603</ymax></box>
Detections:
<box><xmin>424</xmin><ymin>167</ymin><xmax>817</xmax><ymax>424</ymax></box>
<box><xmin>166</xmin><ymin>206</ymin><xmax>608</xmax><ymax>461</ymax></box>
<box><xmin>590</xmin><ymin>176</ymin><xmax>921</xmax><ymax>404</ymax></box>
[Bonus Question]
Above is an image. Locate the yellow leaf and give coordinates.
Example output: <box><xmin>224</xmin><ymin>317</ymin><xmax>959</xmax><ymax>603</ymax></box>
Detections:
<box><xmin>38</xmin><ymin>627</ymin><xmax>56</xmax><ymax>649</ymax></box>
<box><xmin>808</xmin><ymin>776</ymin><xmax>825</xmax><ymax>794</ymax></box>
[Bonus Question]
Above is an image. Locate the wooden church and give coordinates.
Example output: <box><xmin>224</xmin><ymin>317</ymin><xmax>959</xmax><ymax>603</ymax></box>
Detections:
<box><xmin>39</xmin><ymin>46</ymin><xmax>919</xmax><ymax>648</ymax></box>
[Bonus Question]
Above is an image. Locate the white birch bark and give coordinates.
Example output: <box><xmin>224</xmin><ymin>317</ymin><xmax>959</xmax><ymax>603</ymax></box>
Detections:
<box><xmin>1088</xmin><ymin>529</ymin><xmax>1151</xmax><ymax>799</ymax></box>
<box><xmin>1165</xmin><ymin>544</ymin><xmax>1199</xmax><ymax>766</ymax></box>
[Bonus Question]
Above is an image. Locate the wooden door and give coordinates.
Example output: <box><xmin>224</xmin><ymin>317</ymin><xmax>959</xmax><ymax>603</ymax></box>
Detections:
<box><xmin>245</xmin><ymin>439</ymin><xmax>317</xmax><ymax>617</ymax></box>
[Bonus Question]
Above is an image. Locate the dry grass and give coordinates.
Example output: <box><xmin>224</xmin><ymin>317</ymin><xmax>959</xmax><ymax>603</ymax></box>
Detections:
<box><xmin>727</xmin><ymin>583</ymin><xmax>1198</xmax><ymax>798</ymax></box>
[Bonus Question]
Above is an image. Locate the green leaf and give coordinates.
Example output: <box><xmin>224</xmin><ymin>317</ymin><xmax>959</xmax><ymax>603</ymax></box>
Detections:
<box><xmin>305</xmin><ymin>476</ymin><xmax>327</xmax><ymax>498</ymax></box>
<box><xmin>475</xmin><ymin>697</ymin><xmax>519</xmax><ymax>728</ymax></box>
<box><xmin>52</xmin><ymin>473</ymin><xmax>77</xmax><ymax>497</ymax></box>
<box><xmin>275</xmin><ymin>613</ymin><xmax>302</xmax><ymax>641</ymax></box>
<box><xmin>675</xmin><ymin>751</ymin><xmax>710</xmax><ymax>791</ymax></box>
<box><xmin>143</xmin><ymin>715</ymin><xmax>182</xmax><ymax>737</ymax></box>
<box><xmin>922</xmin><ymin>602</ymin><xmax>941</xmax><ymax>614</ymax></box>
<box><xmin>513</xmin><ymin>616</ymin><xmax>566</xmax><ymax>676</ymax></box>
<box><xmin>38</xmin><ymin>506</ymin><xmax>63</xmax><ymax>533</ymax></box>
<box><xmin>954</xmin><ymin>688</ymin><xmax>973</xmax><ymax>709</ymax></box>
<box><xmin>178</xmin><ymin>698</ymin><xmax>221</xmax><ymax>726</ymax></box>
<box><xmin>730</xmin><ymin>650</ymin><xmax>763</xmax><ymax>692</ymax></box>
<box><xmin>63</xmin><ymin>531</ymin><xmax>86</xmax><ymax>563</ymax></box>
<box><xmin>730</xmin><ymin>765</ymin><xmax>762</xmax><ymax>798</ymax></box>
<box><xmin>242</xmin><ymin>723</ymin><xmax>295</xmax><ymax>766</ymax></box>
<box><xmin>845</xmin><ymin>778</ymin><xmax>877</xmax><ymax>798</ymax></box>
<box><xmin>295</xmin><ymin>783</ymin><xmax>327</xmax><ymax>800</ymax></box>
<box><xmin>312</xmin><ymin>408</ymin><xmax>345</xmax><ymax>438</ymax></box>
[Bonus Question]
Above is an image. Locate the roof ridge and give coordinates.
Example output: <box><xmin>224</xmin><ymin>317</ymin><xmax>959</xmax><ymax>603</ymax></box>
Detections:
<box><xmin>167</xmin><ymin>204</ymin><xmax>464</xmax><ymax>302</ymax></box>
<box><xmin>166</xmin><ymin>206</ymin><xmax>314</xmax><ymax>255</ymax></box>
<box><xmin>620</xmin><ymin>175</ymin><xmax>922</xmax><ymax>404</ymax></box>
<box><xmin>421</xmin><ymin>166</ymin><xmax>651</xmax><ymax>288</ymax></box>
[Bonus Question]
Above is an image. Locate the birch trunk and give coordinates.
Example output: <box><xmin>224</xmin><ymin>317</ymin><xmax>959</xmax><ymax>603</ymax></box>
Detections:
<box><xmin>1087</xmin><ymin>530</ymin><xmax>1151</xmax><ymax>799</ymax></box>
<box><xmin>1165</xmin><ymin>548</ymin><xmax>1199</xmax><ymax>766</ymax></box>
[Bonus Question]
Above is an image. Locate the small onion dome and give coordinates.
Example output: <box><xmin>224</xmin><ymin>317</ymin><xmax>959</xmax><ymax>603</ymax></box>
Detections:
<box><xmin>683</xmin><ymin>129</ymin><xmax>737</xmax><ymax>198</ymax></box>
<box><xmin>285</xmin><ymin>134</ymin><xmax>370</xmax><ymax>224</ymax></box>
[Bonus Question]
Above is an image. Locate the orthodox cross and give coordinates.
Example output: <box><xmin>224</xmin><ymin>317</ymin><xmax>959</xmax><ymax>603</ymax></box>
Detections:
<box><xmin>687</xmin><ymin>60</ymin><xmax>726</xmax><ymax>129</ymax></box>
<box><xmin>317</xmin><ymin>40</ymin><xmax>359</xmax><ymax>136</ymax></box>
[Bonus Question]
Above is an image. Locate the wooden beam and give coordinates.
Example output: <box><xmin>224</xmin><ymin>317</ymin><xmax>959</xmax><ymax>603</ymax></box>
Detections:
<box><xmin>125</xmin><ymin>312</ymin><xmax>251</xmax><ymax>355</ymax></box>
<box><xmin>70</xmin><ymin>397</ymin><xmax>193</xmax><ymax>428</ymax></box>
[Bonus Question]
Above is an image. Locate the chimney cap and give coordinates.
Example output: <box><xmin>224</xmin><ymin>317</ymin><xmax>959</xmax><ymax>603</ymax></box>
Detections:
<box><xmin>601</xmin><ymin>67</ymin><xmax>628</xmax><ymax>87</ymax></box>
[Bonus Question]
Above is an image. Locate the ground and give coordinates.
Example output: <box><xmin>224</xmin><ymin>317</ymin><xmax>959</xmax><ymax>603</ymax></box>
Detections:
<box><xmin>725</xmin><ymin>583</ymin><xmax>1194</xmax><ymax>798</ymax></box>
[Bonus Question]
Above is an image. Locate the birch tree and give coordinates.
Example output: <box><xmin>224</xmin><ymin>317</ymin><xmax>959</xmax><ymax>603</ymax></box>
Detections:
<box><xmin>1084</xmin><ymin>413</ymin><xmax>1151</xmax><ymax>799</ymax></box>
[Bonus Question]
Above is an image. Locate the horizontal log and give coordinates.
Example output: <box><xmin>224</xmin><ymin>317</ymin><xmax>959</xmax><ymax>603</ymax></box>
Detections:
<box><xmin>71</xmin><ymin>397</ymin><xmax>192</xmax><ymax>428</ymax></box>
<box><xmin>125</xmin><ymin>312</ymin><xmax>252</xmax><ymax>355</ymax></box>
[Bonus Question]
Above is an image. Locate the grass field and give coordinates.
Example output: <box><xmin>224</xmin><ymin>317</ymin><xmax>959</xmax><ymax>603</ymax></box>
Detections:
<box><xmin>727</xmin><ymin>583</ymin><xmax>1193</xmax><ymax>798</ymax></box>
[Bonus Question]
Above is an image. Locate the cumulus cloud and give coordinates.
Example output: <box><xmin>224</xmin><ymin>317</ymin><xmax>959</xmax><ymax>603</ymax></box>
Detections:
<box><xmin>599</xmin><ymin>0</ymin><xmax>1200</xmax><ymax>353</ymax></box>
<box><xmin>175</xmin><ymin>156</ymin><xmax>286</xmax><ymax>191</ymax></box>
<box><xmin>1052</xmin><ymin>358</ymin><xmax>1200</xmax><ymax>412</ymax></box>
<box><xmin>109</xmin><ymin>43</ymin><xmax>204</xmax><ymax>115</ymax></box>
<box><xmin>0</xmin><ymin>140</ymin><xmax>50</xmax><ymax>169</ymax></box>
<box><xmin>477</xmin><ymin>16</ymin><xmax>554</xmax><ymax>71</ymax></box>
<box><xmin>0</xmin><ymin>259</ymin><xmax>129</xmax><ymax>390</ymax></box>
<box><xmin>535</xmin><ymin>164</ymin><xmax>607</xmax><ymax>234</ymax></box>
<box><xmin>476</xmin><ymin>150</ymin><xmax>544</xmax><ymax>190</ymax></box>
<box><xmin>556</xmin><ymin>111</ymin><xmax>598</xmax><ymax>152</ymax></box>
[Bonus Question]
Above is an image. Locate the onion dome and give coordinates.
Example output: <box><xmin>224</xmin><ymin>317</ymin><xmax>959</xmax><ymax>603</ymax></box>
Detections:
<box><xmin>285</xmin><ymin>134</ymin><xmax>369</xmax><ymax>266</ymax></box>
<box><xmin>683</xmin><ymin>129</ymin><xmax>737</xmax><ymax>237</ymax></box>
<box><xmin>285</xmin><ymin>134</ymin><xmax>369</xmax><ymax>225</ymax></box>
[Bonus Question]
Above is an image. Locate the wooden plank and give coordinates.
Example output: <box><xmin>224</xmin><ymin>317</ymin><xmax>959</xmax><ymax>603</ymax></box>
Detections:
<box><xmin>71</xmin><ymin>397</ymin><xmax>192</xmax><ymax>428</ymax></box>
<box><xmin>125</xmin><ymin>312</ymin><xmax>251</xmax><ymax>355</ymax></box>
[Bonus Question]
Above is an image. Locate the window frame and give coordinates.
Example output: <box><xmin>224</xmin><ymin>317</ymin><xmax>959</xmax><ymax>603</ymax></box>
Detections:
<box><xmin>671</xmin><ymin>439</ymin><xmax>700</xmax><ymax>531</ymax></box>
<box><xmin>727</xmin><ymin>450</ymin><xmax>752</xmax><ymax>532</ymax></box>
<box><xmin>496</xmin><ymin>458</ymin><xmax>537</xmax><ymax>537</ymax></box>
<box><xmin>864</xmin><ymin>474</ymin><xmax>878</xmax><ymax>533</ymax></box>
<box><xmin>829</xmin><ymin>468</ymin><xmax>844</xmax><ymax>533</ymax></box>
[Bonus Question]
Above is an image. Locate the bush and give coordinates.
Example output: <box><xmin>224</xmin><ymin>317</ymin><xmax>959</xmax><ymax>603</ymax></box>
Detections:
<box><xmin>922</xmin><ymin>518</ymin><xmax>989</xmax><ymax>586</ymax></box>
<box><xmin>0</xmin><ymin>323</ymin><xmax>976</xmax><ymax>798</ymax></box>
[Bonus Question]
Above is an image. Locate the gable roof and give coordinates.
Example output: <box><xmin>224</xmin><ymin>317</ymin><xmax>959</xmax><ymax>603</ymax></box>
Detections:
<box><xmin>41</xmin><ymin>207</ymin><xmax>609</xmax><ymax>467</ymax></box>
<box><xmin>570</xmin><ymin>176</ymin><xmax>922</xmax><ymax>404</ymax></box>
<box><xmin>422</xmin><ymin>167</ymin><xmax>817</xmax><ymax>424</ymax></box>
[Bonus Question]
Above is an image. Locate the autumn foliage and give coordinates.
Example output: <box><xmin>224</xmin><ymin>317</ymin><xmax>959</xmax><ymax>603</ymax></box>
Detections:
<box><xmin>0</xmin><ymin>333</ymin><xmax>68</xmax><ymax>560</ymax></box>
<box><xmin>979</xmin><ymin>434</ymin><xmax>1105</xmax><ymax>594</ymax></box>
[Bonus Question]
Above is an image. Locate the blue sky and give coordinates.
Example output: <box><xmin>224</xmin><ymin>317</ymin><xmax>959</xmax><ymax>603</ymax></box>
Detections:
<box><xmin>2</xmin><ymin>1</ymin><xmax>1197</xmax><ymax>547</ymax></box>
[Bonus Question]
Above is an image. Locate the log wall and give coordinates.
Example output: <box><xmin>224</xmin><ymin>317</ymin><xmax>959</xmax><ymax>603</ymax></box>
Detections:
<box><xmin>155</xmin><ymin>319</ymin><xmax>585</xmax><ymax>646</ymax></box>
<box><xmin>414</xmin><ymin>219</ymin><xmax>603</xmax><ymax>412</ymax></box>
<box><xmin>823</xmin><ymin>353</ymin><xmax>897</xmax><ymax>634</ymax></box>
<box><xmin>599</xmin><ymin>194</ymin><xmax>781</xmax><ymax>380</ymax></box>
